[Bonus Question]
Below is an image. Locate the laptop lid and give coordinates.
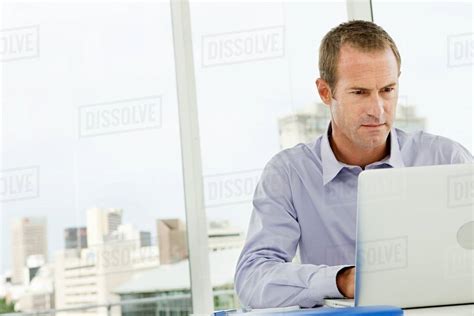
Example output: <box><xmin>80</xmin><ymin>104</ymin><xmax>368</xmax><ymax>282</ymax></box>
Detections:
<box><xmin>355</xmin><ymin>163</ymin><xmax>473</xmax><ymax>308</ymax></box>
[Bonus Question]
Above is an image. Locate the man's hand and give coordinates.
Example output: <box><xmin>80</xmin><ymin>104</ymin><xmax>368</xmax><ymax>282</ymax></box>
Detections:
<box><xmin>336</xmin><ymin>267</ymin><xmax>355</xmax><ymax>298</ymax></box>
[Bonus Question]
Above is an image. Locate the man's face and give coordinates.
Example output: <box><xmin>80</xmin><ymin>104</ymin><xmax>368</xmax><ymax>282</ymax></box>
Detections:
<box><xmin>328</xmin><ymin>44</ymin><xmax>399</xmax><ymax>150</ymax></box>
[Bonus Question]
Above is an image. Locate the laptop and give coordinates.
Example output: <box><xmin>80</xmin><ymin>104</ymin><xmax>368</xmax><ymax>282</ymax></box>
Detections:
<box><xmin>325</xmin><ymin>163</ymin><xmax>474</xmax><ymax>309</ymax></box>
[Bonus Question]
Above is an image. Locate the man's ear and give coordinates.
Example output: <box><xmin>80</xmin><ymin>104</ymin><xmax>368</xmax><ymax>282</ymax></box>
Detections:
<box><xmin>316</xmin><ymin>78</ymin><xmax>332</xmax><ymax>106</ymax></box>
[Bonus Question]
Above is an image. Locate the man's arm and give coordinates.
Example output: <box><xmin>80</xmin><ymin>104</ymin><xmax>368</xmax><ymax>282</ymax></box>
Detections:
<box><xmin>450</xmin><ymin>142</ymin><xmax>473</xmax><ymax>164</ymax></box>
<box><xmin>234</xmin><ymin>158</ymin><xmax>352</xmax><ymax>309</ymax></box>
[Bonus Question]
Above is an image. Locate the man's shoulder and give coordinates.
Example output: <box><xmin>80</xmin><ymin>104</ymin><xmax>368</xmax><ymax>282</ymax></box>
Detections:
<box><xmin>396</xmin><ymin>128</ymin><xmax>472</xmax><ymax>165</ymax></box>
<box><xmin>267</xmin><ymin>139</ymin><xmax>322</xmax><ymax>171</ymax></box>
<box><xmin>397</xmin><ymin>128</ymin><xmax>454</xmax><ymax>147</ymax></box>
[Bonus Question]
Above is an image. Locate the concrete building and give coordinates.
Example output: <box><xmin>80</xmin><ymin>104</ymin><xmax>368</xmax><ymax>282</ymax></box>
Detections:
<box><xmin>64</xmin><ymin>227</ymin><xmax>88</xmax><ymax>250</ymax></box>
<box><xmin>54</xmin><ymin>241</ymin><xmax>159</xmax><ymax>316</ymax></box>
<box><xmin>11</xmin><ymin>217</ymin><xmax>48</xmax><ymax>285</ymax></box>
<box><xmin>278</xmin><ymin>102</ymin><xmax>426</xmax><ymax>149</ymax></box>
<box><xmin>53</xmin><ymin>213</ymin><xmax>243</xmax><ymax>316</ymax></box>
<box><xmin>86</xmin><ymin>208</ymin><xmax>123</xmax><ymax>246</ymax></box>
<box><xmin>15</xmin><ymin>263</ymin><xmax>54</xmax><ymax>313</ymax></box>
<box><xmin>55</xmin><ymin>211</ymin><xmax>159</xmax><ymax>316</ymax></box>
<box><xmin>157</xmin><ymin>219</ymin><xmax>188</xmax><ymax>264</ymax></box>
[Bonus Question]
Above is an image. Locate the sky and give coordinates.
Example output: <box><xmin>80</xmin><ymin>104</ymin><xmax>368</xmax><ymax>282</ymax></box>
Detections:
<box><xmin>0</xmin><ymin>0</ymin><xmax>472</xmax><ymax>273</ymax></box>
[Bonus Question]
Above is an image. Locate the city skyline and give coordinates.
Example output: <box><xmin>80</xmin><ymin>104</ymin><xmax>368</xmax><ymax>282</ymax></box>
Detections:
<box><xmin>1</xmin><ymin>207</ymin><xmax>245</xmax><ymax>313</ymax></box>
<box><xmin>2</xmin><ymin>208</ymin><xmax>244</xmax><ymax>275</ymax></box>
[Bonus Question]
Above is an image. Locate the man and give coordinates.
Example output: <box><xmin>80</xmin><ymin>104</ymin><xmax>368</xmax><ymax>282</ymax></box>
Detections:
<box><xmin>234</xmin><ymin>20</ymin><xmax>473</xmax><ymax>308</ymax></box>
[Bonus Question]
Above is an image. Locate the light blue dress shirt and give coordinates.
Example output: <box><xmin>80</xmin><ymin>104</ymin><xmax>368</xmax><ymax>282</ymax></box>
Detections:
<box><xmin>234</xmin><ymin>123</ymin><xmax>473</xmax><ymax>309</ymax></box>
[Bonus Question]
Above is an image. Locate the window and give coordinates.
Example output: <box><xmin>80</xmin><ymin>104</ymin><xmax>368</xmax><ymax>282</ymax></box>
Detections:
<box><xmin>1</xmin><ymin>1</ymin><xmax>191</xmax><ymax>314</ymax></box>
<box><xmin>372</xmin><ymin>1</ymin><xmax>473</xmax><ymax>152</ymax></box>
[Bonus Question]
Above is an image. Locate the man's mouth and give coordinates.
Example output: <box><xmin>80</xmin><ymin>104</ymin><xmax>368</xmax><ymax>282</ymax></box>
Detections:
<box><xmin>362</xmin><ymin>123</ymin><xmax>384</xmax><ymax>128</ymax></box>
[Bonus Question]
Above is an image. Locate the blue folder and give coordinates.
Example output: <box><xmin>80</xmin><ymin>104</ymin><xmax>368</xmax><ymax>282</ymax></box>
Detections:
<box><xmin>257</xmin><ymin>306</ymin><xmax>403</xmax><ymax>315</ymax></box>
<box><xmin>214</xmin><ymin>306</ymin><xmax>403</xmax><ymax>316</ymax></box>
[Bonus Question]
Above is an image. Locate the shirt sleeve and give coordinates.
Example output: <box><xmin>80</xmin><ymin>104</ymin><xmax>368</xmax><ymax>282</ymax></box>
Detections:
<box><xmin>450</xmin><ymin>141</ymin><xmax>473</xmax><ymax>164</ymax></box>
<box><xmin>234</xmin><ymin>157</ymin><xmax>351</xmax><ymax>309</ymax></box>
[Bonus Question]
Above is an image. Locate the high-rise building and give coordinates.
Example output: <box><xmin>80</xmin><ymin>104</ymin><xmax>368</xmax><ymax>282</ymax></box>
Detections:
<box><xmin>86</xmin><ymin>208</ymin><xmax>122</xmax><ymax>246</ymax></box>
<box><xmin>64</xmin><ymin>227</ymin><xmax>88</xmax><ymax>250</ymax></box>
<box><xmin>278</xmin><ymin>102</ymin><xmax>426</xmax><ymax>149</ymax></box>
<box><xmin>11</xmin><ymin>217</ymin><xmax>48</xmax><ymax>285</ymax></box>
<box><xmin>157</xmin><ymin>219</ymin><xmax>188</xmax><ymax>264</ymax></box>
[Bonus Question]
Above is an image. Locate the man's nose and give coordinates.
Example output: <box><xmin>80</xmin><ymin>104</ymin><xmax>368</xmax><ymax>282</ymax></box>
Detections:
<box><xmin>366</xmin><ymin>93</ymin><xmax>384</xmax><ymax>119</ymax></box>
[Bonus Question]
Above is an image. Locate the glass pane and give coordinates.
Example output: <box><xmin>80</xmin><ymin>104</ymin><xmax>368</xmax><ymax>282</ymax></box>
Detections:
<box><xmin>189</xmin><ymin>0</ymin><xmax>348</xmax><ymax>309</ymax></box>
<box><xmin>372</xmin><ymin>1</ymin><xmax>473</xmax><ymax>152</ymax></box>
<box><xmin>1</xmin><ymin>1</ymin><xmax>193</xmax><ymax>315</ymax></box>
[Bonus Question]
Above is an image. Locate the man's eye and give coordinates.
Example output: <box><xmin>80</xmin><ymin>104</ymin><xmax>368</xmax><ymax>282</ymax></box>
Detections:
<box><xmin>352</xmin><ymin>90</ymin><xmax>365</xmax><ymax>95</ymax></box>
<box><xmin>382</xmin><ymin>87</ymin><xmax>395</xmax><ymax>93</ymax></box>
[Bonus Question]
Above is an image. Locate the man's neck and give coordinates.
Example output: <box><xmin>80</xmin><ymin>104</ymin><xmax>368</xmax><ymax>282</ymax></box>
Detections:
<box><xmin>328</xmin><ymin>125</ymin><xmax>390</xmax><ymax>169</ymax></box>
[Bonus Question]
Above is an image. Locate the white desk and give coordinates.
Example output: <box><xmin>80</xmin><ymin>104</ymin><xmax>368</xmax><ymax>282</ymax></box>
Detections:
<box><xmin>404</xmin><ymin>304</ymin><xmax>473</xmax><ymax>315</ymax></box>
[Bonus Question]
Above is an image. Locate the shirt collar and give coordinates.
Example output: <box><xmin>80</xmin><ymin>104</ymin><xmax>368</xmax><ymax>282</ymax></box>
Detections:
<box><xmin>321</xmin><ymin>122</ymin><xmax>405</xmax><ymax>186</ymax></box>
